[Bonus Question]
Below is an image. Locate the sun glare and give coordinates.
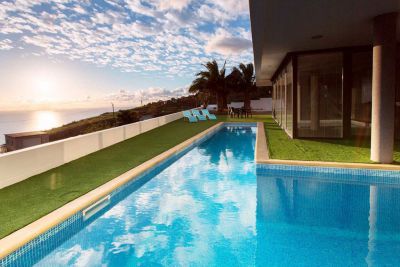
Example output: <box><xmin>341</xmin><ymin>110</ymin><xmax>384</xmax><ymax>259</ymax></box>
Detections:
<box><xmin>28</xmin><ymin>68</ymin><xmax>62</xmax><ymax>102</ymax></box>
<box><xmin>33</xmin><ymin>110</ymin><xmax>61</xmax><ymax>130</ymax></box>
<box><xmin>33</xmin><ymin>74</ymin><xmax>54</xmax><ymax>96</ymax></box>
<box><xmin>35</xmin><ymin>79</ymin><xmax>52</xmax><ymax>94</ymax></box>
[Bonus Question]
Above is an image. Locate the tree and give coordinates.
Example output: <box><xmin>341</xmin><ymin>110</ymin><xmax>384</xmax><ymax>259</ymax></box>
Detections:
<box><xmin>231</xmin><ymin>63</ymin><xmax>256</xmax><ymax>109</ymax></box>
<box><xmin>196</xmin><ymin>91</ymin><xmax>211</xmax><ymax>108</ymax></box>
<box><xmin>189</xmin><ymin>60</ymin><xmax>229</xmax><ymax>112</ymax></box>
<box><xmin>189</xmin><ymin>75</ymin><xmax>208</xmax><ymax>106</ymax></box>
<box><xmin>117</xmin><ymin>110</ymin><xmax>139</xmax><ymax>125</ymax></box>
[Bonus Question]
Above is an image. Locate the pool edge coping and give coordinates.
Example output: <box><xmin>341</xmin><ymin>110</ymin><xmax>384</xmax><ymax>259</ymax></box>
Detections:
<box><xmin>255</xmin><ymin>122</ymin><xmax>270</xmax><ymax>162</ymax></box>
<box><xmin>255</xmin><ymin>121</ymin><xmax>400</xmax><ymax>171</ymax></box>
<box><xmin>0</xmin><ymin>122</ymin><xmax>225</xmax><ymax>260</ymax></box>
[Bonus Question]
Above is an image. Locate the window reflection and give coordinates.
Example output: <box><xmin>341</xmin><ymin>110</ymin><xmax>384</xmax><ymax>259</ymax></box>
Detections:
<box><xmin>297</xmin><ymin>53</ymin><xmax>343</xmax><ymax>138</ymax></box>
<box><xmin>351</xmin><ymin>51</ymin><xmax>372</xmax><ymax>137</ymax></box>
<box><xmin>272</xmin><ymin>61</ymin><xmax>293</xmax><ymax>137</ymax></box>
<box><xmin>286</xmin><ymin>62</ymin><xmax>293</xmax><ymax>136</ymax></box>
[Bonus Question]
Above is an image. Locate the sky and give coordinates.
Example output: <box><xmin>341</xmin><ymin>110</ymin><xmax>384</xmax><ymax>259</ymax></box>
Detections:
<box><xmin>0</xmin><ymin>0</ymin><xmax>253</xmax><ymax>111</ymax></box>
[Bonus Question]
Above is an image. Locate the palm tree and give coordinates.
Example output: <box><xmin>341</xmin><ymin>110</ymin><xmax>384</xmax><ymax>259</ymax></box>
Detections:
<box><xmin>231</xmin><ymin>63</ymin><xmax>256</xmax><ymax>109</ymax></box>
<box><xmin>189</xmin><ymin>60</ymin><xmax>229</xmax><ymax>112</ymax></box>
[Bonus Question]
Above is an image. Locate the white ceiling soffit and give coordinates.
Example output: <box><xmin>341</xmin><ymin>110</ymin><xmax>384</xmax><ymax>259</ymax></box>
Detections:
<box><xmin>249</xmin><ymin>0</ymin><xmax>400</xmax><ymax>85</ymax></box>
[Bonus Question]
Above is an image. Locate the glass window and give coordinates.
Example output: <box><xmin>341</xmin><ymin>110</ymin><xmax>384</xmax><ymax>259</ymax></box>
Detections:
<box><xmin>272</xmin><ymin>83</ymin><xmax>275</xmax><ymax>119</ymax></box>
<box><xmin>280</xmin><ymin>76</ymin><xmax>283</xmax><ymax>125</ymax></box>
<box><xmin>396</xmin><ymin>50</ymin><xmax>400</xmax><ymax>140</ymax></box>
<box><xmin>351</xmin><ymin>51</ymin><xmax>372</xmax><ymax>137</ymax></box>
<box><xmin>276</xmin><ymin>75</ymin><xmax>281</xmax><ymax>126</ymax></box>
<box><xmin>276</xmin><ymin>80</ymin><xmax>280</xmax><ymax>123</ymax></box>
<box><xmin>297</xmin><ymin>52</ymin><xmax>343</xmax><ymax>138</ymax></box>
<box><xmin>286</xmin><ymin>61</ymin><xmax>293</xmax><ymax>136</ymax></box>
<box><xmin>280</xmin><ymin>74</ymin><xmax>286</xmax><ymax>128</ymax></box>
<box><xmin>272</xmin><ymin>61</ymin><xmax>293</xmax><ymax>134</ymax></box>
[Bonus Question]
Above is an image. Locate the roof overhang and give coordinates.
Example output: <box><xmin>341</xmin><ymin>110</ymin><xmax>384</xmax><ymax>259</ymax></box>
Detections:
<box><xmin>249</xmin><ymin>0</ymin><xmax>400</xmax><ymax>86</ymax></box>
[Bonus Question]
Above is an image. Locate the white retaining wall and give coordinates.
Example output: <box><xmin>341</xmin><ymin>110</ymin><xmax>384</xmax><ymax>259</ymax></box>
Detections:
<box><xmin>0</xmin><ymin>111</ymin><xmax>184</xmax><ymax>189</ymax></box>
<box><xmin>229</xmin><ymin>98</ymin><xmax>272</xmax><ymax>111</ymax></box>
<box><xmin>207</xmin><ymin>98</ymin><xmax>272</xmax><ymax>112</ymax></box>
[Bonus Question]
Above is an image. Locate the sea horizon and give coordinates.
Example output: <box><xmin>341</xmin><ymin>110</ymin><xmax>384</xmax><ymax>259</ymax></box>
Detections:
<box><xmin>0</xmin><ymin>106</ymin><xmax>133</xmax><ymax>145</ymax></box>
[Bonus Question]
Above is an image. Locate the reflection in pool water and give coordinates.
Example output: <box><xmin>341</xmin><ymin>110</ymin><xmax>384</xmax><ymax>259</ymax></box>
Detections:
<box><xmin>256</xmin><ymin>175</ymin><xmax>400</xmax><ymax>266</ymax></box>
<box><xmin>10</xmin><ymin>125</ymin><xmax>400</xmax><ymax>266</ymax></box>
<box><xmin>33</xmin><ymin>126</ymin><xmax>258</xmax><ymax>266</ymax></box>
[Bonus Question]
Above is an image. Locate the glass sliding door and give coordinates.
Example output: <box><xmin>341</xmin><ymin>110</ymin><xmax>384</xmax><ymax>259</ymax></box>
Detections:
<box><xmin>297</xmin><ymin>52</ymin><xmax>343</xmax><ymax>138</ymax></box>
<box><xmin>286</xmin><ymin>61</ymin><xmax>293</xmax><ymax>136</ymax></box>
<box><xmin>272</xmin><ymin>83</ymin><xmax>276</xmax><ymax>119</ymax></box>
<box><xmin>351</xmin><ymin>51</ymin><xmax>372</xmax><ymax>137</ymax></box>
<box><xmin>280</xmin><ymin>74</ymin><xmax>286</xmax><ymax>129</ymax></box>
<box><xmin>276</xmin><ymin>79</ymin><xmax>281</xmax><ymax>123</ymax></box>
<box><xmin>272</xmin><ymin>60</ymin><xmax>294</xmax><ymax>135</ymax></box>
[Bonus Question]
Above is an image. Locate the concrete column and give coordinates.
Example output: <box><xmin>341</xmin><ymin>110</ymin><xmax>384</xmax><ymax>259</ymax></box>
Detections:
<box><xmin>310</xmin><ymin>74</ymin><xmax>320</xmax><ymax>131</ymax></box>
<box><xmin>371</xmin><ymin>12</ymin><xmax>398</xmax><ymax>163</ymax></box>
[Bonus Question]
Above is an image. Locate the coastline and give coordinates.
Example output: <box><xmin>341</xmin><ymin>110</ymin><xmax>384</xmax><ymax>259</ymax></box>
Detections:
<box><xmin>0</xmin><ymin>108</ymin><xmax>113</xmax><ymax>145</ymax></box>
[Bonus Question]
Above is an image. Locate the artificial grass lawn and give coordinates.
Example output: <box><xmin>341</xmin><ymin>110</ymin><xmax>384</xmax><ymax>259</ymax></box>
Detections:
<box><xmin>262</xmin><ymin>116</ymin><xmax>400</xmax><ymax>164</ymax></box>
<box><xmin>0</xmin><ymin>119</ymin><xmax>218</xmax><ymax>238</ymax></box>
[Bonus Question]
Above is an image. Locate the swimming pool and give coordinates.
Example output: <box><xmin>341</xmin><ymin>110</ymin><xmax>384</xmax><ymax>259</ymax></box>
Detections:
<box><xmin>3</xmin><ymin>124</ymin><xmax>400</xmax><ymax>266</ymax></box>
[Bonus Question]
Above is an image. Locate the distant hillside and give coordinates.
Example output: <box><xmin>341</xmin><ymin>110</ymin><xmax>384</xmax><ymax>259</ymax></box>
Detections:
<box><xmin>47</xmin><ymin>95</ymin><xmax>199</xmax><ymax>141</ymax></box>
<box><xmin>46</xmin><ymin>87</ymin><xmax>271</xmax><ymax>141</ymax></box>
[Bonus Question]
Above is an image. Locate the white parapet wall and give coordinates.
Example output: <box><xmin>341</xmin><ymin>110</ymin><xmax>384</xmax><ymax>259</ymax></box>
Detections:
<box><xmin>229</xmin><ymin>98</ymin><xmax>272</xmax><ymax>112</ymax></box>
<box><xmin>0</xmin><ymin>111</ymin><xmax>184</xmax><ymax>189</ymax></box>
<box><xmin>207</xmin><ymin>98</ymin><xmax>272</xmax><ymax>112</ymax></box>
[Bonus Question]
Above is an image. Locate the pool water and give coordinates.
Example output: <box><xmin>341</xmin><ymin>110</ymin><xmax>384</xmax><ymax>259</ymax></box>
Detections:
<box><xmin>33</xmin><ymin>125</ymin><xmax>258</xmax><ymax>266</ymax></box>
<box><xmin>6</xmin><ymin>125</ymin><xmax>400</xmax><ymax>266</ymax></box>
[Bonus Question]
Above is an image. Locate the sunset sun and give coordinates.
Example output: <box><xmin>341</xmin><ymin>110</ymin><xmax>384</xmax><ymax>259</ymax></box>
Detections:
<box><xmin>30</xmin><ymin>71</ymin><xmax>58</xmax><ymax>100</ymax></box>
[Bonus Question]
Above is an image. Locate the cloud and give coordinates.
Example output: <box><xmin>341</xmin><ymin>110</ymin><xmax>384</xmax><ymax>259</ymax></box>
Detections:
<box><xmin>205</xmin><ymin>29</ymin><xmax>252</xmax><ymax>56</ymax></box>
<box><xmin>0</xmin><ymin>39</ymin><xmax>12</xmax><ymax>50</ymax></box>
<box><xmin>211</xmin><ymin>0</ymin><xmax>249</xmax><ymax>17</ymax></box>
<box><xmin>104</xmin><ymin>86</ymin><xmax>189</xmax><ymax>104</ymax></box>
<box><xmin>0</xmin><ymin>85</ymin><xmax>190</xmax><ymax>111</ymax></box>
<box><xmin>197</xmin><ymin>4</ymin><xmax>230</xmax><ymax>23</ymax></box>
<box><xmin>0</xmin><ymin>0</ymin><xmax>253</xmax><ymax>77</ymax></box>
<box><xmin>155</xmin><ymin>0</ymin><xmax>193</xmax><ymax>11</ymax></box>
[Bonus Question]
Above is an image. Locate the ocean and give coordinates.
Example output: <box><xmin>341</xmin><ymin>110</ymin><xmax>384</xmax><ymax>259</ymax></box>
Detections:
<box><xmin>0</xmin><ymin>108</ymin><xmax>116</xmax><ymax>145</ymax></box>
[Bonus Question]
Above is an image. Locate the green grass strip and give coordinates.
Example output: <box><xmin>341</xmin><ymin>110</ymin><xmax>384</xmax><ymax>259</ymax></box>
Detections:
<box><xmin>0</xmin><ymin>119</ymin><xmax>218</xmax><ymax>238</ymax></box>
<box><xmin>263</xmin><ymin>116</ymin><xmax>400</xmax><ymax>164</ymax></box>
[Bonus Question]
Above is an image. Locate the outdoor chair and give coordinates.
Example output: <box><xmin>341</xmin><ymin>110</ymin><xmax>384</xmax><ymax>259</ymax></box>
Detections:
<box><xmin>183</xmin><ymin>110</ymin><xmax>198</xmax><ymax>122</ymax></box>
<box><xmin>241</xmin><ymin>107</ymin><xmax>253</xmax><ymax>118</ymax></box>
<box><xmin>229</xmin><ymin>107</ymin><xmax>241</xmax><ymax>118</ymax></box>
<box><xmin>191</xmin><ymin>109</ymin><xmax>207</xmax><ymax>121</ymax></box>
<box><xmin>201</xmin><ymin>109</ymin><xmax>217</xmax><ymax>120</ymax></box>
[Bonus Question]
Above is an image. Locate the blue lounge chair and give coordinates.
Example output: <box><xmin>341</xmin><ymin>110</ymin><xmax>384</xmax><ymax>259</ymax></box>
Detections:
<box><xmin>201</xmin><ymin>109</ymin><xmax>217</xmax><ymax>120</ymax></box>
<box><xmin>183</xmin><ymin>110</ymin><xmax>198</xmax><ymax>122</ymax></box>
<box><xmin>191</xmin><ymin>109</ymin><xmax>207</xmax><ymax>121</ymax></box>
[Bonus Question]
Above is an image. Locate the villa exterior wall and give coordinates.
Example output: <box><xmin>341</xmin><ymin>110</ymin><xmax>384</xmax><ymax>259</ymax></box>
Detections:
<box><xmin>0</xmin><ymin>111</ymin><xmax>184</xmax><ymax>189</ymax></box>
<box><xmin>271</xmin><ymin>46</ymin><xmax>399</xmax><ymax>140</ymax></box>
